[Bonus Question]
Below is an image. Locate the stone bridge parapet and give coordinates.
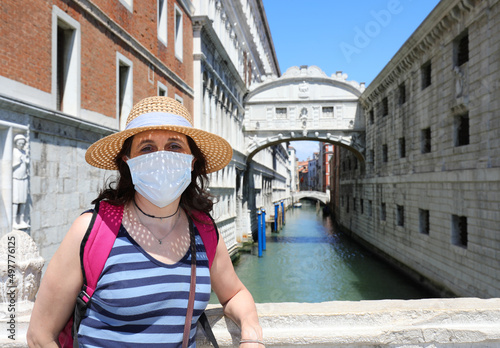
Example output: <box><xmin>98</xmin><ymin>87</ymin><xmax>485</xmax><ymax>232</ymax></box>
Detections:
<box><xmin>198</xmin><ymin>298</ymin><xmax>500</xmax><ymax>347</ymax></box>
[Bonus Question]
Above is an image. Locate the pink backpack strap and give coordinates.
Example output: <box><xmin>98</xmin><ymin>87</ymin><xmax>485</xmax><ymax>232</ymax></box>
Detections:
<box><xmin>81</xmin><ymin>201</ymin><xmax>124</xmax><ymax>296</ymax></box>
<box><xmin>59</xmin><ymin>201</ymin><xmax>123</xmax><ymax>347</ymax></box>
<box><xmin>190</xmin><ymin>210</ymin><xmax>218</xmax><ymax>269</ymax></box>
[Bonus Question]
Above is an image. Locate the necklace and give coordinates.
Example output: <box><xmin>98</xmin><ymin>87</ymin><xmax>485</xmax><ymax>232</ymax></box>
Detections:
<box><xmin>134</xmin><ymin>199</ymin><xmax>180</xmax><ymax>220</ymax></box>
<box><xmin>130</xmin><ymin>203</ymin><xmax>182</xmax><ymax>245</ymax></box>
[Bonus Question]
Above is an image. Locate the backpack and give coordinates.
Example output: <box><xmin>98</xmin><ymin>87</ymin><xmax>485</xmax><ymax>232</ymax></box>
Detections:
<box><xmin>58</xmin><ymin>200</ymin><xmax>219</xmax><ymax>348</ymax></box>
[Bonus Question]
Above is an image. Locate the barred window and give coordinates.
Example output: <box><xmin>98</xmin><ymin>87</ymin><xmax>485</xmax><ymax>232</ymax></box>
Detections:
<box><xmin>322</xmin><ymin>106</ymin><xmax>334</xmax><ymax>118</ymax></box>
<box><xmin>275</xmin><ymin>107</ymin><xmax>287</xmax><ymax>118</ymax></box>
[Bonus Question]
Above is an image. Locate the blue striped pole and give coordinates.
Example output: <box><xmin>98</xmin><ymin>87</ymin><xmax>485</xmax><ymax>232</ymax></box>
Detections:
<box><xmin>274</xmin><ymin>203</ymin><xmax>279</xmax><ymax>231</ymax></box>
<box><xmin>257</xmin><ymin>209</ymin><xmax>263</xmax><ymax>257</ymax></box>
<box><xmin>261</xmin><ymin>208</ymin><xmax>266</xmax><ymax>251</ymax></box>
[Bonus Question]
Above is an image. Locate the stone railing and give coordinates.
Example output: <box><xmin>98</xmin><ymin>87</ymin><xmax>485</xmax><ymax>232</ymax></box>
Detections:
<box><xmin>197</xmin><ymin>298</ymin><xmax>500</xmax><ymax>347</ymax></box>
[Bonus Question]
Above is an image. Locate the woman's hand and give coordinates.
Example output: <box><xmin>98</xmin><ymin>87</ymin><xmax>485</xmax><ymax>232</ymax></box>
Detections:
<box><xmin>210</xmin><ymin>238</ymin><xmax>264</xmax><ymax>347</ymax></box>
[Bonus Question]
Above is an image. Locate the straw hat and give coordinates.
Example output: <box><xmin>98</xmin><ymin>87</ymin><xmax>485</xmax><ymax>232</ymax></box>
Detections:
<box><xmin>85</xmin><ymin>96</ymin><xmax>233</xmax><ymax>173</ymax></box>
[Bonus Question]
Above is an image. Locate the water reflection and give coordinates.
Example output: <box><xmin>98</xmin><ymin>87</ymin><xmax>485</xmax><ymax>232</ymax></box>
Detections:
<box><xmin>211</xmin><ymin>201</ymin><xmax>436</xmax><ymax>303</ymax></box>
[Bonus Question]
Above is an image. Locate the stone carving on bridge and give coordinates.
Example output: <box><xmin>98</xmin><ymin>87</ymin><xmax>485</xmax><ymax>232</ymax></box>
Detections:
<box><xmin>12</xmin><ymin>133</ymin><xmax>30</xmax><ymax>230</ymax></box>
<box><xmin>350</xmin><ymin>132</ymin><xmax>366</xmax><ymax>153</ymax></box>
<box><xmin>298</xmin><ymin>81</ymin><xmax>309</xmax><ymax>99</ymax></box>
<box><xmin>300</xmin><ymin>107</ymin><xmax>308</xmax><ymax>136</ymax></box>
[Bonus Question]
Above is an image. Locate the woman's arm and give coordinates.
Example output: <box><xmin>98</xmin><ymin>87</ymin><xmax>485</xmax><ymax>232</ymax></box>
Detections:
<box><xmin>26</xmin><ymin>213</ymin><xmax>92</xmax><ymax>347</ymax></box>
<box><xmin>210</xmin><ymin>237</ymin><xmax>264</xmax><ymax>347</ymax></box>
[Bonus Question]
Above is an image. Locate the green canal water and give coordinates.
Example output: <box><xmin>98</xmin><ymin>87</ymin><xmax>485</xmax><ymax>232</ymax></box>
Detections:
<box><xmin>210</xmin><ymin>201</ymin><xmax>436</xmax><ymax>304</ymax></box>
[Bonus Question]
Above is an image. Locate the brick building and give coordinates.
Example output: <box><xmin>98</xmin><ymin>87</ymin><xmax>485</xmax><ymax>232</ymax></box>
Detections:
<box><xmin>0</xmin><ymin>0</ymin><xmax>194</xmax><ymax>262</ymax></box>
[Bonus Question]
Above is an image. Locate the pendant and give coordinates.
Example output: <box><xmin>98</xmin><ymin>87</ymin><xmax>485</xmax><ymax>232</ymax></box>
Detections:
<box><xmin>158</xmin><ymin>240</ymin><xmax>162</xmax><ymax>245</ymax></box>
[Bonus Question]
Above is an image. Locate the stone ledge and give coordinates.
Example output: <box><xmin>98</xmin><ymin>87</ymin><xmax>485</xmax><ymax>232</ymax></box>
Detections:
<box><xmin>197</xmin><ymin>298</ymin><xmax>500</xmax><ymax>347</ymax></box>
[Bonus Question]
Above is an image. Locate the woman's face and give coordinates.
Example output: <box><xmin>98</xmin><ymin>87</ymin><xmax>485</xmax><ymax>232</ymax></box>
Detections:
<box><xmin>127</xmin><ymin>130</ymin><xmax>192</xmax><ymax>160</ymax></box>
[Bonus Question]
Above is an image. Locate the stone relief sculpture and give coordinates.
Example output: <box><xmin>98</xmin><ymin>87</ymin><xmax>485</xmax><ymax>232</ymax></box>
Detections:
<box><xmin>12</xmin><ymin>134</ymin><xmax>29</xmax><ymax>229</ymax></box>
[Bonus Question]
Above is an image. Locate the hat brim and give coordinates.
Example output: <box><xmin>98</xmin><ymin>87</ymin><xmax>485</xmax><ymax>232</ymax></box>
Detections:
<box><xmin>85</xmin><ymin>125</ymin><xmax>233</xmax><ymax>173</ymax></box>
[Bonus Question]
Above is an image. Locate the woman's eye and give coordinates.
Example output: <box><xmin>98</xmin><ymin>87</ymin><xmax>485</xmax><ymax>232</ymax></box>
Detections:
<box><xmin>140</xmin><ymin>145</ymin><xmax>154</xmax><ymax>153</ymax></box>
<box><xmin>167</xmin><ymin>143</ymin><xmax>183</xmax><ymax>151</ymax></box>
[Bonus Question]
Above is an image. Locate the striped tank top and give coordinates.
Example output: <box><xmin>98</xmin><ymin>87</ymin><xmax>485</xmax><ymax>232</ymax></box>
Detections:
<box><xmin>77</xmin><ymin>219</ymin><xmax>211</xmax><ymax>347</ymax></box>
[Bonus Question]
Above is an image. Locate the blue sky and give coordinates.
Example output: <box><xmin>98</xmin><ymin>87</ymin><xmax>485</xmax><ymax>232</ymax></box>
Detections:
<box><xmin>262</xmin><ymin>0</ymin><xmax>441</xmax><ymax>161</ymax></box>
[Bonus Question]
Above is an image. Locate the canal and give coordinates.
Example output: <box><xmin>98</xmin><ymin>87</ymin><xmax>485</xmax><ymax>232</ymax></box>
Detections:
<box><xmin>211</xmin><ymin>201</ymin><xmax>435</xmax><ymax>303</ymax></box>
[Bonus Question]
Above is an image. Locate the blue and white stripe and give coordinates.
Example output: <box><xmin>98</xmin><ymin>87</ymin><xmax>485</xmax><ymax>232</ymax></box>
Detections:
<box><xmin>78</xmin><ymin>223</ymin><xmax>211</xmax><ymax>347</ymax></box>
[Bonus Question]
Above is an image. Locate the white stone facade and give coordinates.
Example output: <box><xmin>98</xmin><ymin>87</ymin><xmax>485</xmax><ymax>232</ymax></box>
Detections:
<box><xmin>337</xmin><ymin>0</ymin><xmax>500</xmax><ymax>297</ymax></box>
<box><xmin>192</xmin><ymin>0</ymin><xmax>282</xmax><ymax>248</ymax></box>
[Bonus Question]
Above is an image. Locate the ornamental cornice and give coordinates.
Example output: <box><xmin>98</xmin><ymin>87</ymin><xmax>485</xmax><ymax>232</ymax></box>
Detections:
<box><xmin>361</xmin><ymin>0</ymin><xmax>478</xmax><ymax>106</ymax></box>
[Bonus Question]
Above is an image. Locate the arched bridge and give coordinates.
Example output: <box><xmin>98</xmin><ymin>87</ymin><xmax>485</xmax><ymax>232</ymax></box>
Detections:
<box><xmin>293</xmin><ymin>191</ymin><xmax>330</xmax><ymax>205</ymax></box>
<box><xmin>243</xmin><ymin>65</ymin><xmax>367</xmax><ymax>164</ymax></box>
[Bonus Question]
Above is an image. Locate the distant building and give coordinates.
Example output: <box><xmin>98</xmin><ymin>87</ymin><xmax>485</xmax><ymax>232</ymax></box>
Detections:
<box><xmin>298</xmin><ymin>160</ymin><xmax>309</xmax><ymax>191</ymax></box>
<box><xmin>319</xmin><ymin>143</ymin><xmax>334</xmax><ymax>192</ymax></box>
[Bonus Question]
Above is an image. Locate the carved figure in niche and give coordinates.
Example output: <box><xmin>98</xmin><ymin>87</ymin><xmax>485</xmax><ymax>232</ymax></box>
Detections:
<box><xmin>453</xmin><ymin>66</ymin><xmax>464</xmax><ymax>98</ymax></box>
<box><xmin>13</xmin><ymin>134</ymin><xmax>30</xmax><ymax>229</ymax></box>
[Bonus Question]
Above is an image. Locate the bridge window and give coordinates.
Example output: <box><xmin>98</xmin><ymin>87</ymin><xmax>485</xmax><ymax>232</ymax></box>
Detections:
<box><xmin>421</xmin><ymin>127</ymin><xmax>431</xmax><ymax>154</ymax></box>
<box><xmin>419</xmin><ymin>209</ymin><xmax>430</xmax><ymax>235</ymax></box>
<box><xmin>454</xmin><ymin>30</ymin><xmax>469</xmax><ymax>67</ymax></box>
<box><xmin>322</xmin><ymin>106</ymin><xmax>334</xmax><ymax>118</ymax></box>
<box><xmin>454</xmin><ymin>112</ymin><xmax>470</xmax><ymax>147</ymax></box>
<box><xmin>382</xmin><ymin>144</ymin><xmax>388</xmax><ymax>163</ymax></box>
<box><xmin>421</xmin><ymin>61</ymin><xmax>432</xmax><ymax>89</ymax></box>
<box><xmin>451</xmin><ymin>215</ymin><xmax>468</xmax><ymax>248</ymax></box>
<box><xmin>275</xmin><ymin>107</ymin><xmax>287</xmax><ymax>119</ymax></box>
<box><xmin>398</xmin><ymin>83</ymin><xmax>406</xmax><ymax>105</ymax></box>
<box><xmin>380</xmin><ymin>203</ymin><xmax>386</xmax><ymax>221</ymax></box>
<box><xmin>398</xmin><ymin>137</ymin><xmax>406</xmax><ymax>158</ymax></box>
<box><xmin>396</xmin><ymin>205</ymin><xmax>404</xmax><ymax>227</ymax></box>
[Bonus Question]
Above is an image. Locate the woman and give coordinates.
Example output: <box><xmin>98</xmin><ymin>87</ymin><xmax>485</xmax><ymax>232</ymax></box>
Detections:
<box><xmin>27</xmin><ymin>97</ymin><xmax>264</xmax><ymax>347</ymax></box>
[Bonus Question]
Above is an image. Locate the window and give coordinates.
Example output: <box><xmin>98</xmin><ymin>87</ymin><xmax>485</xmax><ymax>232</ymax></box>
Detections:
<box><xmin>346</xmin><ymin>196</ymin><xmax>350</xmax><ymax>213</ymax></box>
<box><xmin>174</xmin><ymin>5</ymin><xmax>183</xmax><ymax>61</ymax></box>
<box><xmin>322</xmin><ymin>106</ymin><xmax>334</xmax><ymax>118</ymax></box>
<box><xmin>398</xmin><ymin>83</ymin><xmax>406</xmax><ymax>105</ymax></box>
<box><xmin>381</xmin><ymin>97</ymin><xmax>388</xmax><ymax>117</ymax></box>
<box><xmin>369</xmin><ymin>149</ymin><xmax>375</xmax><ymax>164</ymax></box>
<box><xmin>353</xmin><ymin>198</ymin><xmax>357</xmax><ymax>212</ymax></box>
<box><xmin>451</xmin><ymin>215</ymin><xmax>468</xmax><ymax>248</ymax></box>
<box><xmin>422</xmin><ymin>61</ymin><xmax>432</xmax><ymax>89</ymax></box>
<box><xmin>368</xmin><ymin>200</ymin><xmax>373</xmax><ymax>217</ymax></box>
<box><xmin>421</xmin><ymin>127</ymin><xmax>431</xmax><ymax>154</ymax></box>
<box><xmin>157</xmin><ymin>81</ymin><xmax>167</xmax><ymax>96</ymax></box>
<box><xmin>53</xmin><ymin>7</ymin><xmax>81</xmax><ymax>116</ymax></box>
<box><xmin>158</xmin><ymin>0</ymin><xmax>167</xmax><ymax>45</ymax></box>
<box><xmin>369</xmin><ymin>109</ymin><xmax>374</xmax><ymax>124</ymax></box>
<box><xmin>275</xmin><ymin>107</ymin><xmax>287</xmax><ymax>119</ymax></box>
<box><xmin>382</xmin><ymin>144</ymin><xmax>388</xmax><ymax>163</ymax></box>
<box><xmin>117</xmin><ymin>53</ymin><xmax>133</xmax><ymax>130</ymax></box>
<box><xmin>396</xmin><ymin>205</ymin><xmax>404</xmax><ymax>226</ymax></box>
<box><xmin>398</xmin><ymin>137</ymin><xmax>406</xmax><ymax>158</ymax></box>
<box><xmin>454</xmin><ymin>30</ymin><xmax>469</xmax><ymax>67</ymax></box>
<box><xmin>380</xmin><ymin>203</ymin><xmax>386</xmax><ymax>221</ymax></box>
<box><xmin>455</xmin><ymin>112</ymin><xmax>470</xmax><ymax>146</ymax></box>
<box><xmin>419</xmin><ymin>209</ymin><xmax>430</xmax><ymax>235</ymax></box>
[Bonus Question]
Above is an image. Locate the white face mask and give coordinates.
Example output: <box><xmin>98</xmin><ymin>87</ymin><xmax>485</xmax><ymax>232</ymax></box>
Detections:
<box><xmin>126</xmin><ymin>151</ymin><xmax>193</xmax><ymax>208</ymax></box>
